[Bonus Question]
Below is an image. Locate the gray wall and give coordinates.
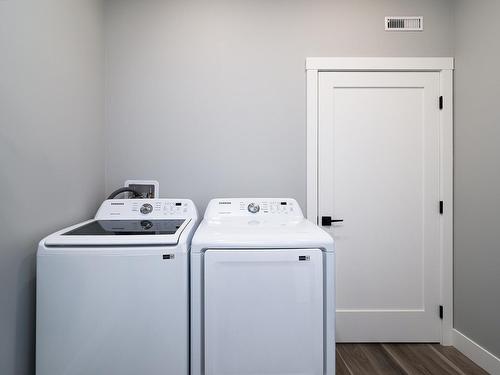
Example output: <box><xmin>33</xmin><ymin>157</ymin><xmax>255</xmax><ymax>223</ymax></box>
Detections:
<box><xmin>104</xmin><ymin>0</ymin><xmax>454</xmax><ymax>211</ymax></box>
<box><xmin>454</xmin><ymin>0</ymin><xmax>500</xmax><ymax>358</ymax></box>
<box><xmin>0</xmin><ymin>1</ymin><xmax>105</xmax><ymax>374</ymax></box>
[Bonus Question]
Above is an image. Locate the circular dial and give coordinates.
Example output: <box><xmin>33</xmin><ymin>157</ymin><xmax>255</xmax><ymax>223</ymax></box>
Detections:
<box><xmin>247</xmin><ymin>203</ymin><xmax>260</xmax><ymax>214</ymax></box>
<box><xmin>141</xmin><ymin>220</ymin><xmax>153</xmax><ymax>230</ymax></box>
<box><xmin>140</xmin><ymin>203</ymin><xmax>153</xmax><ymax>215</ymax></box>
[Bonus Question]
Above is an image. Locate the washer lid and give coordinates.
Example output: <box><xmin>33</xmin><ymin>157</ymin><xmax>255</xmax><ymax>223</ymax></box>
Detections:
<box><xmin>43</xmin><ymin>198</ymin><xmax>199</xmax><ymax>247</ymax></box>
<box><xmin>62</xmin><ymin>219</ymin><xmax>185</xmax><ymax>236</ymax></box>
<box><xmin>44</xmin><ymin>218</ymin><xmax>191</xmax><ymax>247</ymax></box>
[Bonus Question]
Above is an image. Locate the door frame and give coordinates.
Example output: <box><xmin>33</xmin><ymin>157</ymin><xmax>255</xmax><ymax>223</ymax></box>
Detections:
<box><xmin>305</xmin><ymin>57</ymin><xmax>454</xmax><ymax>345</ymax></box>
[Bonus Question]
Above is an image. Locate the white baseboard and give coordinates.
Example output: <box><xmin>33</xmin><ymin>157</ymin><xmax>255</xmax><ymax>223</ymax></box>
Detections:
<box><xmin>452</xmin><ymin>329</ymin><xmax>500</xmax><ymax>374</ymax></box>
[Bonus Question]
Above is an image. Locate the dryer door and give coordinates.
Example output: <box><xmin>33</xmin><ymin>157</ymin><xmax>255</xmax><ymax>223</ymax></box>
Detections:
<box><xmin>204</xmin><ymin>248</ymin><xmax>324</xmax><ymax>375</ymax></box>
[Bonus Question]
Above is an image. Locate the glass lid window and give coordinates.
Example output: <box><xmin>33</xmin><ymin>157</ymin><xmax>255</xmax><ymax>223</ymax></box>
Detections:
<box><xmin>62</xmin><ymin>220</ymin><xmax>185</xmax><ymax>236</ymax></box>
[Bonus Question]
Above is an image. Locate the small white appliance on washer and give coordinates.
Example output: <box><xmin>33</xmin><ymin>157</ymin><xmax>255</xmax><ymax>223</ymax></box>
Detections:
<box><xmin>190</xmin><ymin>198</ymin><xmax>335</xmax><ymax>375</ymax></box>
<box><xmin>36</xmin><ymin>199</ymin><xmax>198</xmax><ymax>375</ymax></box>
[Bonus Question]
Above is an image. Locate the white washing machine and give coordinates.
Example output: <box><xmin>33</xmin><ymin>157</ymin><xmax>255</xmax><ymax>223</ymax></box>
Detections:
<box><xmin>36</xmin><ymin>198</ymin><xmax>198</xmax><ymax>375</ymax></box>
<box><xmin>190</xmin><ymin>198</ymin><xmax>335</xmax><ymax>375</ymax></box>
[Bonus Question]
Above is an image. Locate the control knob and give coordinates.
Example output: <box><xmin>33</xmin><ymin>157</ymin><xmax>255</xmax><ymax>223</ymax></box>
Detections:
<box><xmin>140</xmin><ymin>203</ymin><xmax>153</xmax><ymax>215</ymax></box>
<box><xmin>141</xmin><ymin>220</ymin><xmax>153</xmax><ymax>230</ymax></box>
<box><xmin>247</xmin><ymin>203</ymin><xmax>260</xmax><ymax>214</ymax></box>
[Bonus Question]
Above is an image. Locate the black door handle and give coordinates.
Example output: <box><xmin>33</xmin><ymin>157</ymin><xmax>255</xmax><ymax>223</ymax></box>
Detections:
<box><xmin>321</xmin><ymin>216</ymin><xmax>344</xmax><ymax>226</ymax></box>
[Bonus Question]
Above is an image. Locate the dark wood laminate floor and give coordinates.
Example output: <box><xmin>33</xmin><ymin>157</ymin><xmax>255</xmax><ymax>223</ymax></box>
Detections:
<box><xmin>336</xmin><ymin>344</ymin><xmax>489</xmax><ymax>375</ymax></box>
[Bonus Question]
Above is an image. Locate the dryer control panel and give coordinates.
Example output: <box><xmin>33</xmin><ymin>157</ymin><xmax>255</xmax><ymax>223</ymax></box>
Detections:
<box><xmin>205</xmin><ymin>198</ymin><xmax>304</xmax><ymax>220</ymax></box>
<box><xmin>95</xmin><ymin>199</ymin><xmax>197</xmax><ymax>220</ymax></box>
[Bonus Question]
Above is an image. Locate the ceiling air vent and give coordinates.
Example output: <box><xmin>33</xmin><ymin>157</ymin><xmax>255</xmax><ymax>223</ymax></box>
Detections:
<box><xmin>385</xmin><ymin>16</ymin><xmax>423</xmax><ymax>31</ymax></box>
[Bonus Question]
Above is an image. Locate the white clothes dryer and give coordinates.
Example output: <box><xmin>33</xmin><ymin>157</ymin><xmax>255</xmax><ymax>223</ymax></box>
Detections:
<box><xmin>36</xmin><ymin>199</ymin><xmax>198</xmax><ymax>375</ymax></box>
<box><xmin>190</xmin><ymin>198</ymin><xmax>335</xmax><ymax>375</ymax></box>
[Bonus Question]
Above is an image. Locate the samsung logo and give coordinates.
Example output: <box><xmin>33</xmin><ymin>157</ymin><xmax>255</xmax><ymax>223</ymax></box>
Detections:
<box><xmin>218</xmin><ymin>201</ymin><xmax>232</xmax><ymax>205</ymax></box>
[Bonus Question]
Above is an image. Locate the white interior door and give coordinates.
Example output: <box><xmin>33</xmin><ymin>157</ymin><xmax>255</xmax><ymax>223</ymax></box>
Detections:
<box><xmin>204</xmin><ymin>249</ymin><xmax>324</xmax><ymax>375</ymax></box>
<box><xmin>318</xmin><ymin>72</ymin><xmax>441</xmax><ymax>342</ymax></box>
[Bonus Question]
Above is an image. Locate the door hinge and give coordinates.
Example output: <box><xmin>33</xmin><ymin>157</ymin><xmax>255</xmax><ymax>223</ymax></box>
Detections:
<box><xmin>439</xmin><ymin>305</ymin><xmax>444</xmax><ymax>320</ymax></box>
<box><xmin>439</xmin><ymin>201</ymin><xmax>444</xmax><ymax>215</ymax></box>
<box><xmin>439</xmin><ymin>96</ymin><xmax>444</xmax><ymax>110</ymax></box>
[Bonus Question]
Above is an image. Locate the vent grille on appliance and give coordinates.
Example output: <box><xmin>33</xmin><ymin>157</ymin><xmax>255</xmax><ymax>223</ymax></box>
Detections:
<box><xmin>385</xmin><ymin>16</ymin><xmax>423</xmax><ymax>31</ymax></box>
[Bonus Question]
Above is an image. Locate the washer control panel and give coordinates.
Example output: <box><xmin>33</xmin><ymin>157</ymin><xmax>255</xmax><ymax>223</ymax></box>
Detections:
<box><xmin>95</xmin><ymin>199</ymin><xmax>197</xmax><ymax>220</ymax></box>
<box><xmin>206</xmin><ymin>198</ymin><xmax>303</xmax><ymax>219</ymax></box>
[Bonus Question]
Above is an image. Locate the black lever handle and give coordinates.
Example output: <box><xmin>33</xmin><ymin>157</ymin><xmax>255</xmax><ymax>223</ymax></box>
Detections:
<box><xmin>321</xmin><ymin>216</ymin><xmax>344</xmax><ymax>226</ymax></box>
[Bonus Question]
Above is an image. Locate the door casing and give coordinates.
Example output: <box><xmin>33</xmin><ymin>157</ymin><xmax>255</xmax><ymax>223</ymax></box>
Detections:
<box><xmin>305</xmin><ymin>57</ymin><xmax>454</xmax><ymax>345</ymax></box>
